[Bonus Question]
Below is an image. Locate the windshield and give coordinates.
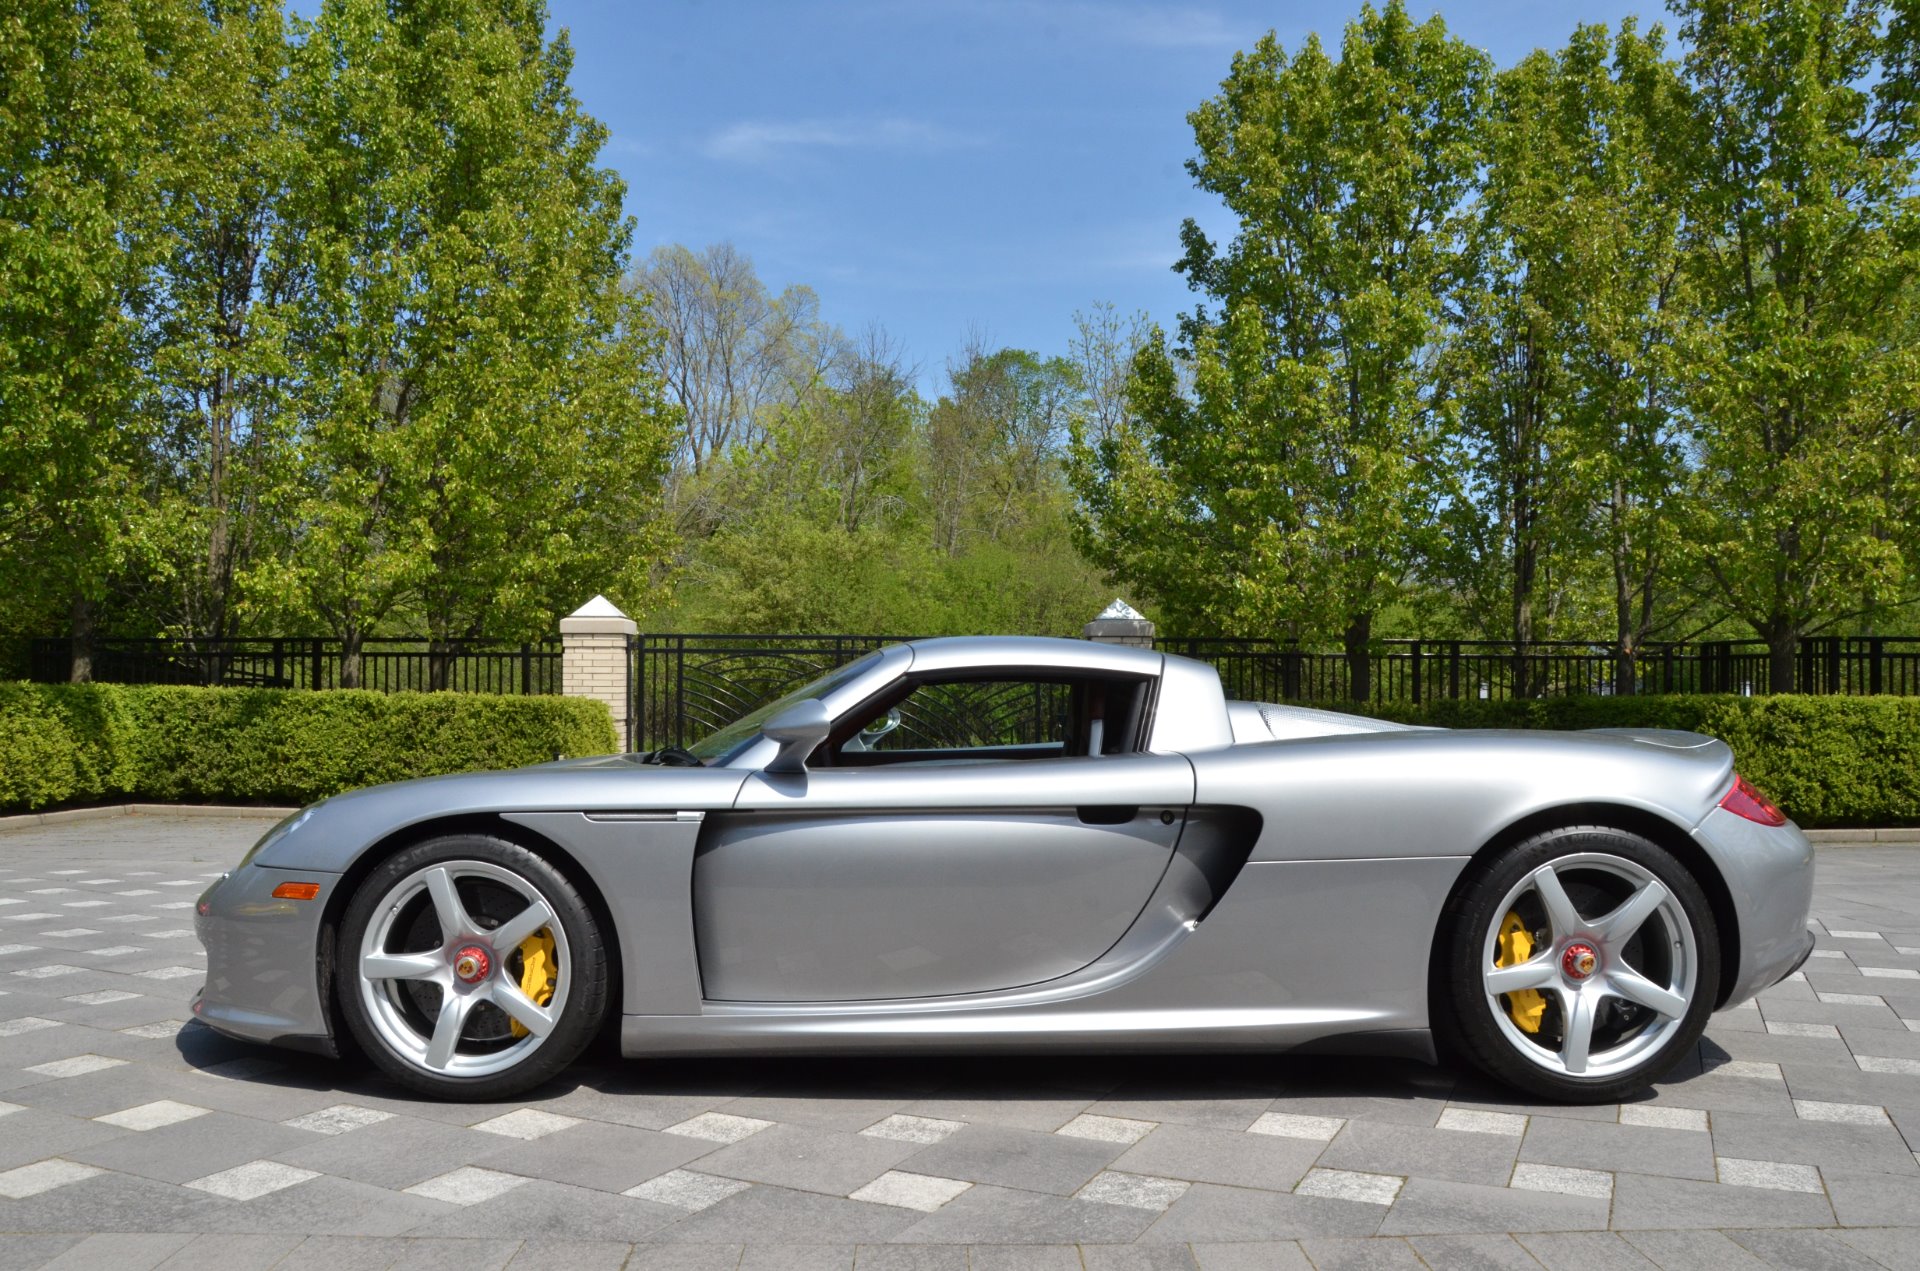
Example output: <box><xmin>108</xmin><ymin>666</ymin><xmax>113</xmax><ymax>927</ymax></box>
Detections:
<box><xmin>686</xmin><ymin>650</ymin><xmax>885</xmax><ymax>764</ymax></box>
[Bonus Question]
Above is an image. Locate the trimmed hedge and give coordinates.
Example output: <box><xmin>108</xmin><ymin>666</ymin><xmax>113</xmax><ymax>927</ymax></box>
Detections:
<box><xmin>1354</xmin><ymin>695</ymin><xmax>1920</xmax><ymax>829</ymax></box>
<box><xmin>0</xmin><ymin>682</ymin><xmax>618</xmax><ymax>813</ymax></box>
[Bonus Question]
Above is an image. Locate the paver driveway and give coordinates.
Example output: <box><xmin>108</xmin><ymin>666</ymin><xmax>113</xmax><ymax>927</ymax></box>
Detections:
<box><xmin>2</xmin><ymin>812</ymin><xmax>1919</xmax><ymax>1269</ymax></box>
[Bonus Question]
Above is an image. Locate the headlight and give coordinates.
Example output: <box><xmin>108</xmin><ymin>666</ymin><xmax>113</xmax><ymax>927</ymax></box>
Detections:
<box><xmin>237</xmin><ymin>808</ymin><xmax>313</xmax><ymax>868</ymax></box>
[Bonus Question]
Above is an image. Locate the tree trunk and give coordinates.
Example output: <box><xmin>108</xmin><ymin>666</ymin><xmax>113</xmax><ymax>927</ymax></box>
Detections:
<box><xmin>1512</xmin><ymin>540</ymin><xmax>1536</xmax><ymax>700</ymax></box>
<box><xmin>1763</xmin><ymin>618</ymin><xmax>1798</xmax><ymax>694</ymax></box>
<box><xmin>67</xmin><ymin>596</ymin><xmax>95</xmax><ymax>684</ymax></box>
<box><xmin>1344</xmin><ymin>612</ymin><xmax>1373</xmax><ymax>705</ymax></box>
<box><xmin>1613</xmin><ymin>543</ymin><xmax>1636</xmax><ymax>697</ymax></box>
<box><xmin>340</xmin><ymin>624</ymin><xmax>364</xmax><ymax>690</ymax></box>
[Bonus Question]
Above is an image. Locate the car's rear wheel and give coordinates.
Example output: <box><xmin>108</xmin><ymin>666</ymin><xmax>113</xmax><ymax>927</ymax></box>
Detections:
<box><xmin>1438</xmin><ymin>826</ymin><xmax>1718</xmax><ymax>1103</ymax></box>
<box><xmin>337</xmin><ymin>834</ymin><xmax>608</xmax><ymax>1100</ymax></box>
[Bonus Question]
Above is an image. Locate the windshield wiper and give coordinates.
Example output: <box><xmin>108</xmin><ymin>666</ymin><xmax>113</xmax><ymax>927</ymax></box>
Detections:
<box><xmin>640</xmin><ymin>746</ymin><xmax>705</xmax><ymax>767</ymax></box>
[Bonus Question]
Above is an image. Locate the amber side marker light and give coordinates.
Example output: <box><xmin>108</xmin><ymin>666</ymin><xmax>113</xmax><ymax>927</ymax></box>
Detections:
<box><xmin>271</xmin><ymin>881</ymin><xmax>323</xmax><ymax>901</ymax></box>
<box><xmin>1720</xmin><ymin>774</ymin><xmax>1787</xmax><ymax>827</ymax></box>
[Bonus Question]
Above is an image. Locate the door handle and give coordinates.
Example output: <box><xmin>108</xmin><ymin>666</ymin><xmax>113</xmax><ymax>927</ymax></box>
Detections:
<box><xmin>1076</xmin><ymin>805</ymin><xmax>1138</xmax><ymax>825</ymax></box>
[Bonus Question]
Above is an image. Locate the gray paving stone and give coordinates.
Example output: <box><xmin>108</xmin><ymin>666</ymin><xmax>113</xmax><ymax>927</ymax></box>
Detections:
<box><xmin>1317</xmin><ymin>1116</ymin><xmax>1520</xmax><ymax>1187</ymax></box>
<box><xmin>1405</xmin><ymin>1234</ymin><xmax>1547</xmax><ymax>1270</ymax></box>
<box><xmin>1516</xmin><ymin>1232</ymin><xmax>1659</xmax><ymax>1270</ymax></box>
<box><xmin>1189</xmin><ymin>1243</ymin><xmax>1314</xmax><ymax>1270</ymax></box>
<box><xmin>1259</xmin><ymin>1092</ymin><xmax>1450</xmax><ymax>1128</ymax></box>
<box><xmin>966</xmin><ymin>1245</ymin><xmax>1089</xmax><ymax>1271</ymax></box>
<box><xmin>720</xmin><ymin>1089</ymin><xmax>920</xmax><ymax>1132</ymax></box>
<box><xmin>1109</xmin><ymin>1121</ymin><xmax>1321</xmax><ymax>1192</ymax></box>
<box><xmin>1085</xmin><ymin>1081</ymin><xmax>1276</xmax><ymax>1131</ymax></box>
<box><xmin>37</xmin><ymin>1232</ymin><xmax>197</xmax><ymax>1270</ymax></box>
<box><xmin>1617</xmin><ymin>1229</ymin><xmax>1773</xmax><ymax>1270</ymax></box>
<box><xmin>1822</xmin><ymin>1169</ymin><xmax>1920</xmax><ymax>1227</ymax></box>
<box><xmin>888</xmin><ymin>1184</ymin><xmax>1155</xmax><ymax>1244</ymax></box>
<box><xmin>404</xmin><ymin>1178</ymin><xmax>683</xmax><ymax>1242</ymax></box>
<box><xmin>899</xmin><ymin>1090</ymin><xmax>1098</xmax><ymax>1132</ymax></box>
<box><xmin>385</xmin><ymin>1238</ymin><xmax>522</xmax><ymax>1271</ymax></box>
<box><xmin>1607</xmin><ymin>1171</ymin><xmax>1837</xmax><ymax>1230</ymax></box>
<box><xmin>1832</xmin><ymin>1228</ymin><xmax>1920</xmax><ymax>1271</ymax></box>
<box><xmin>270</xmin><ymin>1235</ymin><xmax>412</xmax><ymax>1271</ymax></box>
<box><xmin>0</xmin><ymin>1165</ymin><xmax>224</xmax><ymax>1234</ymax></box>
<box><xmin>1518</xmin><ymin>1115</ymin><xmax>1717</xmax><ymax>1180</ymax></box>
<box><xmin>623</xmin><ymin>1246</ymin><xmax>745</xmax><ymax>1271</ymax></box>
<box><xmin>693</xmin><ymin>1120</ymin><xmax>920</xmax><ymax>1195</ymax></box>
<box><xmin>151</xmin><ymin>1233</ymin><xmax>307</xmax><ymax>1270</ymax></box>
<box><xmin>499</xmin><ymin>1241</ymin><xmax>634</xmax><ymax>1271</ymax></box>
<box><xmin>192</xmin><ymin>1173</ymin><xmax>456</xmax><ymax>1238</ymax></box>
<box><xmin>735</xmin><ymin>1245</ymin><xmax>854</xmax><ymax>1270</ymax></box>
<box><xmin>851</xmin><ymin>1243</ymin><xmax>970</xmax><ymax>1271</ymax></box>
<box><xmin>1295</xmin><ymin>1236</ymin><xmax>1427</xmax><ymax>1269</ymax></box>
<box><xmin>1711</xmin><ymin>1108</ymin><xmax>1920</xmax><ymax>1175</ymax></box>
<box><xmin>897</xmin><ymin>1123</ymin><xmax>1123</xmax><ymax>1195</ymax></box>
<box><xmin>0</xmin><ymin>1105</ymin><xmax>130</xmax><ymax>1169</ymax></box>
<box><xmin>1723</xmin><ymin>1228</ymin><xmax>1892</xmax><ymax>1270</ymax></box>
<box><xmin>1140</xmin><ymin>1182</ymin><xmax>1385</xmax><ymax>1242</ymax></box>
<box><xmin>654</xmin><ymin>1182</ymin><xmax>922</xmax><ymax>1243</ymax></box>
<box><xmin>273</xmin><ymin>1112</ymin><xmax>518</xmax><ymax>1190</ymax></box>
<box><xmin>1077</xmin><ymin>1247</ymin><xmax>1200</xmax><ymax>1271</ymax></box>
<box><xmin>1374</xmin><ymin>1177</ymin><xmax>1607</xmax><ymax>1236</ymax></box>
<box><xmin>0</xmin><ymin>1235</ymin><xmax>84</xmax><ymax>1271</ymax></box>
<box><xmin>483</xmin><ymin>1118</ymin><xmax>721</xmax><ymax>1194</ymax></box>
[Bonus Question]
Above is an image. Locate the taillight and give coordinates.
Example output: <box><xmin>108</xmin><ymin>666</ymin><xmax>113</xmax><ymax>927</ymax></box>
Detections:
<box><xmin>1720</xmin><ymin>774</ymin><xmax>1787</xmax><ymax>826</ymax></box>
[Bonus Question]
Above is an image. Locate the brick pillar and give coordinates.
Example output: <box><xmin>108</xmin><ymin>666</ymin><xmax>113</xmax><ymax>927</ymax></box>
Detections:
<box><xmin>560</xmin><ymin>595</ymin><xmax>637</xmax><ymax>751</ymax></box>
<box><xmin>1083</xmin><ymin>599</ymin><xmax>1155</xmax><ymax>648</ymax></box>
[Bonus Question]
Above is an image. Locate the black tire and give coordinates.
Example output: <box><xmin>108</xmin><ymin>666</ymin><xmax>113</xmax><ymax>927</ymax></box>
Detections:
<box><xmin>336</xmin><ymin>834</ymin><xmax>609</xmax><ymax>1100</ymax></box>
<box><xmin>1436</xmin><ymin>825</ymin><xmax>1719</xmax><ymax>1104</ymax></box>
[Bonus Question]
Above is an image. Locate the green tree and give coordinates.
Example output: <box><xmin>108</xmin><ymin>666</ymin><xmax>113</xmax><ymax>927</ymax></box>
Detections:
<box><xmin>1445</xmin><ymin>21</ymin><xmax>1694</xmax><ymax>694</ymax></box>
<box><xmin>1674</xmin><ymin>0</ymin><xmax>1920</xmax><ymax>691</ymax></box>
<box><xmin>267</xmin><ymin>0</ymin><xmax>675</xmax><ymax>685</ymax></box>
<box><xmin>0</xmin><ymin>0</ymin><xmax>183</xmax><ymax>676</ymax></box>
<box><xmin>1074</xmin><ymin>2</ymin><xmax>1490</xmax><ymax>700</ymax></box>
<box><xmin>144</xmin><ymin>0</ymin><xmax>303</xmax><ymax>652</ymax></box>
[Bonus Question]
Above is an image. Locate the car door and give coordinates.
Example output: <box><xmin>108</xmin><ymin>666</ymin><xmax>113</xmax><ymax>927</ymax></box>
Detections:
<box><xmin>692</xmin><ymin>751</ymin><xmax>1194</xmax><ymax>1002</ymax></box>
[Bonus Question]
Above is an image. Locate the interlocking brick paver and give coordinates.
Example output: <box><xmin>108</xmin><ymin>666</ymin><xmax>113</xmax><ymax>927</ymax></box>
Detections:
<box><xmin>6</xmin><ymin>813</ymin><xmax>1920</xmax><ymax>1258</ymax></box>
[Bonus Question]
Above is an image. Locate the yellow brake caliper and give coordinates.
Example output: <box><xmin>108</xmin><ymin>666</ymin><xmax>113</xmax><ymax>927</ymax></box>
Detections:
<box><xmin>509</xmin><ymin>929</ymin><xmax>558</xmax><ymax>1039</ymax></box>
<box><xmin>1495</xmin><ymin>911</ymin><xmax>1546</xmax><ymax>1033</ymax></box>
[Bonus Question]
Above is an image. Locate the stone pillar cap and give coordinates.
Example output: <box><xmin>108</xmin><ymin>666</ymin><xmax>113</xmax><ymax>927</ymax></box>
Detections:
<box><xmin>560</xmin><ymin>594</ymin><xmax>636</xmax><ymax>636</ymax></box>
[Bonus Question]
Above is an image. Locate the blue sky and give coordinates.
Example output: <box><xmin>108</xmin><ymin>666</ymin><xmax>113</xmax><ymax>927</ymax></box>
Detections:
<box><xmin>554</xmin><ymin>1</ymin><xmax>1654</xmax><ymax>383</ymax></box>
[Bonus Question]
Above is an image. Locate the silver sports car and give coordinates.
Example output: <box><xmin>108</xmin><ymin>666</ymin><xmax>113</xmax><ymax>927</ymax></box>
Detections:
<box><xmin>194</xmin><ymin>636</ymin><xmax>1816</xmax><ymax>1103</ymax></box>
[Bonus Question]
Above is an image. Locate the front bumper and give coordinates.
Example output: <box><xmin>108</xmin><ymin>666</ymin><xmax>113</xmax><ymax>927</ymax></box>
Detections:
<box><xmin>194</xmin><ymin>865</ymin><xmax>341</xmax><ymax>1053</ymax></box>
<box><xmin>1693</xmin><ymin>807</ymin><xmax>1818</xmax><ymax>1007</ymax></box>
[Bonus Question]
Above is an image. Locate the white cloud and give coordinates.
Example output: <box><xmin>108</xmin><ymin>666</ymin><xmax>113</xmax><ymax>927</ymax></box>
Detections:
<box><xmin>705</xmin><ymin>117</ymin><xmax>985</xmax><ymax>163</ymax></box>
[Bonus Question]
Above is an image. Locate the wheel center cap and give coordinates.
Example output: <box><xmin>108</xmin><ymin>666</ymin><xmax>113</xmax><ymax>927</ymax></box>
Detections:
<box><xmin>1562</xmin><ymin>942</ymin><xmax>1599</xmax><ymax>980</ymax></box>
<box><xmin>452</xmin><ymin>944</ymin><xmax>491</xmax><ymax>983</ymax></box>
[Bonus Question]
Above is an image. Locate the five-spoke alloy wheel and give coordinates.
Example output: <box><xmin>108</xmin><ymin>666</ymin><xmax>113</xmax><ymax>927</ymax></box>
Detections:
<box><xmin>337</xmin><ymin>835</ymin><xmax>608</xmax><ymax>1099</ymax></box>
<box><xmin>1439</xmin><ymin>826</ymin><xmax>1719</xmax><ymax>1102</ymax></box>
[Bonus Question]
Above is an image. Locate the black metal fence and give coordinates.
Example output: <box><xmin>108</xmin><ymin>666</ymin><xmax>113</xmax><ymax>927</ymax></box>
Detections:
<box><xmin>1159</xmin><ymin>636</ymin><xmax>1920</xmax><ymax>705</ymax></box>
<box><xmin>31</xmin><ymin>631</ymin><xmax>1920</xmax><ymax>756</ymax></box>
<box><xmin>626</xmin><ymin>633</ymin><xmax>1920</xmax><ymax>752</ymax></box>
<box><xmin>630</xmin><ymin>634</ymin><xmax>907</xmax><ymax>752</ymax></box>
<box><xmin>28</xmin><ymin>637</ymin><xmax>561</xmax><ymax>695</ymax></box>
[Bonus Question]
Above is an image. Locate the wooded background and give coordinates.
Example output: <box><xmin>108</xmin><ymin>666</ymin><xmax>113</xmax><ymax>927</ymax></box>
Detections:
<box><xmin>5</xmin><ymin>0</ymin><xmax>1918</xmax><ymax>696</ymax></box>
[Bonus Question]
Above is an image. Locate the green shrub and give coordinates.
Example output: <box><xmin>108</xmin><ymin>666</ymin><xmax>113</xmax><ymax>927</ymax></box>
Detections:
<box><xmin>0</xmin><ymin>682</ymin><xmax>617</xmax><ymax>813</ymax></box>
<box><xmin>1352</xmin><ymin>694</ymin><xmax>1920</xmax><ymax>829</ymax></box>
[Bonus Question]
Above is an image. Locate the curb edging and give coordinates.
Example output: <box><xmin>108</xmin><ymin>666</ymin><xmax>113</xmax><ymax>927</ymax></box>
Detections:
<box><xmin>0</xmin><ymin>803</ymin><xmax>298</xmax><ymax>834</ymax></box>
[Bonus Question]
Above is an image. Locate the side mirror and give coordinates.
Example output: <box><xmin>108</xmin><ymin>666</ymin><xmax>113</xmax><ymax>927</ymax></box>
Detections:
<box><xmin>858</xmin><ymin>707</ymin><xmax>902</xmax><ymax>748</ymax></box>
<box><xmin>762</xmin><ymin>699</ymin><xmax>832</xmax><ymax>774</ymax></box>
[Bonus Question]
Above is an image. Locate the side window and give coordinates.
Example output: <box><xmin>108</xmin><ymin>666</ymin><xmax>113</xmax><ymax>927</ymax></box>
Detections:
<box><xmin>836</xmin><ymin>675</ymin><xmax>1151</xmax><ymax>764</ymax></box>
<box><xmin>874</xmin><ymin>679</ymin><xmax>1074</xmax><ymax>753</ymax></box>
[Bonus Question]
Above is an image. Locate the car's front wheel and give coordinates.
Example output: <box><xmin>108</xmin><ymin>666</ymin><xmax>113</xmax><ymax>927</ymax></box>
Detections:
<box><xmin>1438</xmin><ymin>826</ymin><xmax>1719</xmax><ymax>1103</ymax></box>
<box><xmin>336</xmin><ymin>834</ymin><xmax>608</xmax><ymax>1100</ymax></box>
